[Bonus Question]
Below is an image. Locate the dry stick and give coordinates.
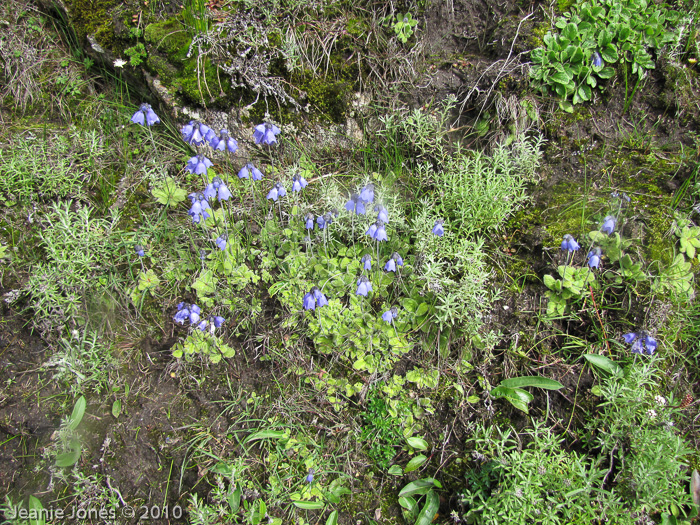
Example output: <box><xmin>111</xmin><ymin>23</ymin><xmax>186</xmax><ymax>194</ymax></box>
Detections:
<box><xmin>458</xmin><ymin>12</ymin><xmax>533</xmax><ymax>123</ymax></box>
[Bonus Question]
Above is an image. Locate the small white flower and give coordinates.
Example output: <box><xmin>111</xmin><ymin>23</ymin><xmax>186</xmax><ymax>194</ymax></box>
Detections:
<box><xmin>654</xmin><ymin>395</ymin><xmax>667</xmax><ymax>406</ymax></box>
<box><xmin>114</xmin><ymin>58</ymin><xmax>127</xmax><ymax>68</ymax></box>
<box><xmin>646</xmin><ymin>409</ymin><xmax>657</xmax><ymax>419</ymax></box>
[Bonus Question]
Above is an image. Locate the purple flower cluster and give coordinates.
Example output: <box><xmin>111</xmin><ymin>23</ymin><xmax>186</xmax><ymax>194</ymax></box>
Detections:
<box><xmin>174</xmin><ymin>302</ymin><xmax>225</xmax><ymax>332</ymax></box>
<box><xmin>131</xmin><ymin>103</ymin><xmax>160</xmax><ymax>126</ymax></box>
<box><xmin>303</xmin><ymin>287</ymin><xmax>328</xmax><ymax>310</ymax></box>
<box><xmin>623</xmin><ymin>331</ymin><xmax>657</xmax><ymax>355</ymax></box>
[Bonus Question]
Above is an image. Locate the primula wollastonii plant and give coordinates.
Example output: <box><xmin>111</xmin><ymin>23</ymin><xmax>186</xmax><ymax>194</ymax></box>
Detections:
<box><xmin>303</xmin><ymin>287</ymin><xmax>328</xmax><ymax>310</ymax></box>
<box><xmin>305</xmin><ymin>213</ymin><xmax>315</xmax><ymax>230</ymax></box>
<box><xmin>303</xmin><ymin>291</ymin><xmax>316</xmax><ymax>310</ymax></box>
<box><xmin>292</xmin><ymin>174</ymin><xmax>308</xmax><ymax>192</ymax></box>
<box><xmin>238</xmin><ymin>163</ymin><xmax>263</xmax><ymax>181</ymax></box>
<box><xmin>366</xmin><ymin>221</ymin><xmax>388</xmax><ymax>241</ymax></box>
<box><xmin>134</xmin><ymin>245</ymin><xmax>145</xmax><ymax>257</ymax></box>
<box><xmin>131</xmin><ymin>103</ymin><xmax>160</xmax><ymax>126</ymax></box>
<box><xmin>361</xmin><ymin>254</ymin><xmax>372</xmax><ymax>271</ymax></box>
<box><xmin>382</xmin><ymin>306</ymin><xmax>398</xmax><ymax>323</ymax></box>
<box><xmin>561</xmin><ymin>234</ymin><xmax>580</xmax><ymax>252</ymax></box>
<box><xmin>312</xmin><ymin>287</ymin><xmax>328</xmax><ymax>307</ymax></box>
<box><xmin>306</xmin><ymin>468</ymin><xmax>314</xmax><ymax>483</ymax></box>
<box><xmin>253</xmin><ymin>123</ymin><xmax>281</xmax><ymax>145</ymax></box>
<box><xmin>204</xmin><ymin>177</ymin><xmax>232</xmax><ymax>202</ymax></box>
<box><xmin>266</xmin><ymin>182</ymin><xmax>286</xmax><ymax>201</ymax></box>
<box><xmin>360</xmin><ymin>184</ymin><xmax>374</xmax><ymax>203</ymax></box>
<box><xmin>182</xmin><ymin>121</ymin><xmax>204</xmax><ymax>145</ymax></box>
<box><xmin>384</xmin><ymin>252</ymin><xmax>404</xmax><ymax>272</ymax></box>
<box><xmin>591</xmin><ymin>50</ymin><xmax>603</xmax><ymax>68</ymax></box>
<box><xmin>210</xmin><ymin>130</ymin><xmax>238</xmax><ymax>153</ymax></box>
<box><xmin>375</xmin><ymin>205</ymin><xmax>389</xmax><ymax>223</ymax></box>
<box><xmin>588</xmin><ymin>247</ymin><xmax>602</xmax><ymax>269</ymax></box>
<box><xmin>215</xmin><ymin>234</ymin><xmax>227</xmax><ymax>251</ymax></box>
<box><xmin>601</xmin><ymin>215</ymin><xmax>616</xmax><ymax>235</ymax></box>
<box><xmin>623</xmin><ymin>331</ymin><xmax>657</xmax><ymax>355</ymax></box>
<box><xmin>186</xmin><ymin>154</ymin><xmax>213</xmax><ymax>175</ymax></box>
<box><xmin>356</xmin><ymin>276</ymin><xmax>373</xmax><ymax>296</ymax></box>
<box><xmin>174</xmin><ymin>302</ymin><xmax>201</xmax><ymax>325</ymax></box>
<box><xmin>345</xmin><ymin>194</ymin><xmax>366</xmax><ymax>215</ymax></box>
<box><xmin>432</xmin><ymin>219</ymin><xmax>444</xmax><ymax>237</ymax></box>
<box><xmin>188</xmin><ymin>193</ymin><xmax>211</xmax><ymax>223</ymax></box>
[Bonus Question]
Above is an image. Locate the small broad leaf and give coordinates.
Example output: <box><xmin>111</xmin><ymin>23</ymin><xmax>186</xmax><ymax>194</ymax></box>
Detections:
<box><xmin>407</xmin><ymin>437</ymin><xmax>428</xmax><ymax>450</ymax></box>
<box><xmin>584</xmin><ymin>354</ymin><xmax>623</xmax><ymax>376</ymax></box>
<box><xmin>415</xmin><ymin>490</ymin><xmax>440</xmax><ymax>525</ymax></box>
<box><xmin>399</xmin><ymin>496</ymin><xmax>417</xmax><ymax>511</ymax></box>
<box><xmin>388</xmin><ymin>465</ymin><xmax>404</xmax><ymax>476</ymax></box>
<box><xmin>55</xmin><ymin>437</ymin><xmax>81</xmax><ymax>467</ymax></box>
<box><xmin>112</xmin><ymin>399</ymin><xmax>122</xmax><ymax>418</ymax></box>
<box><xmin>326</xmin><ymin>510</ymin><xmax>338</xmax><ymax>525</ymax></box>
<box><xmin>499</xmin><ymin>376</ymin><xmax>564</xmax><ymax>390</ymax></box>
<box><xmin>28</xmin><ymin>496</ymin><xmax>45</xmax><ymax>525</ymax></box>
<box><xmin>68</xmin><ymin>396</ymin><xmax>86</xmax><ymax>431</ymax></box>
<box><xmin>404</xmin><ymin>454</ymin><xmax>427</xmax><ymax>473</ymax></box>
<box><xmin>152</xmin><ymin>177</ymin><xmax>187</xmax><ymax>207</ymax></box>
<box><xmin>292</xmin><ymin>501</ymin><xmax>325</xmax><ymax>510</ymax></box>
<box><xmin>399</xmin><ymin>478</ymin><xmax>441</xmax><ymax>498</ymax></box>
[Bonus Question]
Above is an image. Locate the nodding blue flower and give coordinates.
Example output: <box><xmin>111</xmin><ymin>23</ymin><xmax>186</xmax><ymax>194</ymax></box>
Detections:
<box><xmin>267</xmin><ymin>182</ymin><xmax>286</xmax><ymax>201</ymax></box>
<box><xmin>345</xmin><ymin>194</ymin><xmax>366</xmax><ymax>215</ymax></box>
<box><xmin>361</xmin><ymin>254</ymin><xmax>372</xmax><ymax>271</ymax></box>
<box><xmin>356</xmin><ymin>276</ymin><xmax>373</xmax><ymax>296</ymax></box>
<box><xmin>205</xmin><ymin>177</ymin><xmax>231</xmax><ymax>201</ymax></box>
<box><xmin>292</xmin><ymin>174</ymin><xmax>308</xmax><ymax>192</ymax></box>
<box><xmin>238</xmin><ymin>163</ymin><xmax>264</xmax><ymax>181</ymax></box>
<box><xmin>366</xmin><ymin>220</ymin><xmax>387</xmax><ymax>241</ymax></box>
<box><xmin>592</xmin><ymin>50</ymin><xmax>603</xmax><ymax>68</ymax></box>
<box><xmin>174</xmin><ymin>303</ymin><xmax>201</xmax><ymax>325</ymax></box>
<box><xmin>360</xmin><ymin>184</ymin><xmax>375</xmax><ymax>203</ymax></box>
<box><xmin>305</xmin><ymin>213</ymin><xmax>315</xmax><ymax>230</ymax></box>
<box><xmin>384</xmin><ymin>252</ymin><xmax>404</xmax><ymax>272</ymax></box>
<box><xmin>210</xmin><ymin>129</ymin><xmax>238</xmax><ymax>153</ymax></box>
<box><xmin>323</xmin><ymin>212</ymin><xmax>333</xmax><ymax>225</ymax></box>
<box><xmin>188</xmin><ymin>193</ymin><xmax>211</xmax><ymax>223</ymax></box>
<box><xmin>182</xmin><ymin>121</ymin><xmax>205</xmax><ymax>145</ymax></box>
<box><xmin>196</xmin><ymin>320</ymin><xmax>209</xmax><ymax>331</ymax></box>
<box><xmin>217</xmin><ymin>181</ymin><xmax>231</xmax><ymax>201</ymax></box>
<box><xmin>134</xmin><ymin>245</ymin><xmax>145</xmax><ymax>257</ymax></box>
<box><xmin>199</xmin><ymin>122</ymin><xmax>212</xmax><ymax>140</ymax></box>
<box><xmin>382</xmin><ymin>306</ymin><xmax>398</xmax><ymax>323</ymax></box>
<box><xmin>312</xmin><ymin>287</ymin><xmax>328</xmax><ymax>308</ymax></box>
<box><xmin>375</xmin><ymin>204</ymin><xmax>389</xmax><ymax>223</ymax></box>
<box><xmin>215</xmin><ymin>233</ymin><xmax>227</xmax><ymax>251</ymax></box>
<box><xmin>303</xmin><ymin>291</ymin><xmax>316</xmax><ymax>310</ymax></box>
<box><xmin>432</xmin><ymin>219</ymin><xmax>444</xmax><ymax>237</ymax></box>
<box><xmin>561</xmin><ymin>234</ymin><xmax>580</xmax><ymax>252</ymax></box>
<box><xmin>601</xmin><ymin>215</ymin><xmax>616</xmax><ymax>235</ymax></box>
<box><xmin>588</xmin><ymin>247</ymin><xmax>602</xmax><ymax>269</ymax></box>
<box><xmin>317</xmin><ymin>214</ymin><xmax>327</xmax><ymax>229</ymax></box>
<box><xmin>131</xmin><ymin>103</ymin><xmax>160</xmax><ymax>126</ymax></box>
<box><xmin>306</xmin><ymin>468</ymin><xmax>314</xmax><ymax>483</ymax></box>
<box><xmin>623</xmin><ymin>331</ymin><xmax>657</xmax><ymax>355</ymax></box>
<box><xmin>199</xmin><ymin>249</ymin><xmax>208</xmax><ymax>260</ymax></box>
<box><xmin>212</xmin><ymin>316</ymin><xmax>225</xmax><ymax>328</ymax></box>
<box><xmin>186</xmin><ymin>154</ymin><xmax>213</xmax><ymax>175</ymax></box>
<box><xmin>253</xmin><ymin>122</ymin><xmax>281</xmax><ymax>145</ymax></box>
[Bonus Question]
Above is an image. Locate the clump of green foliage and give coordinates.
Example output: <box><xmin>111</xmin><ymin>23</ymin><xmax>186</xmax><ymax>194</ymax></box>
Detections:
<box><xmin>530</xmin><ymin>0</ymin><xmax>681</xmax><ymax>111</ymax></box>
